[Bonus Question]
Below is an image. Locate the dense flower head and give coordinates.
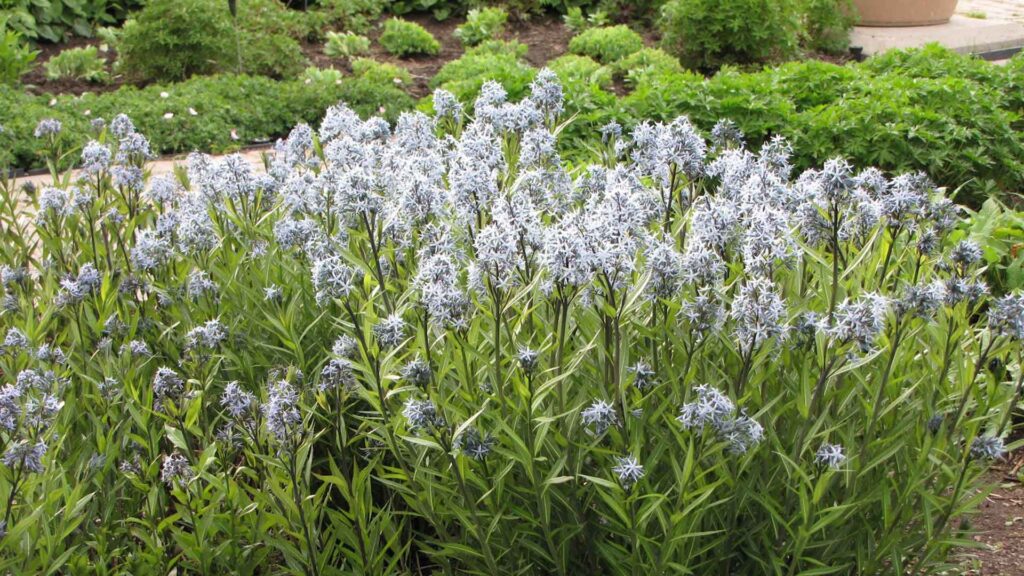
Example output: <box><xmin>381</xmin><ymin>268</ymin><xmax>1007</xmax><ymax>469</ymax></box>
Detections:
<box><xmin>312</xmin><ymin>255</ymin><xmax>358</xmax><ymax>306</ymax></box>
<box><xmin>988</xmin><ymin>292</ymin><xmax>1024</xmax><ymax>341</ymax></box>
<box><xmin>400</xmin><ymin>357</ymin><xmax>432</xmax><ymax>387</ymax></box>
<box><xmin>160</xmin><ymin>451</ymin><xmax>194</xmax><ymax>486</ymax></box>
<box><xmin>815</xmin><ymin>443</ymin><xmax>846</xmax><ymax>469</ymax></box>
<box><xmin>152</xmin><ymin>367</ymin><xmax>185</xmax><ymax>406</ymax></box>
<box><xmin>969</xmin><ymin>436</ymin><xmax>1005</xmax><ymax>461</ymax></box>
<box><xmin>581</xmin><ymin>399</ymin><xmax>619</xmax><ymax>435</ymax></box>
<box><xmin>529</xmin><ymin>68</ymin><xmax>564</xmax><ymax>121</ymax></box>
<box><xmin>262</xmin><ymin>380</ymin><xmax>302</xmax><ymax>443</ymax></box>
<box><xmin>373</xmin><ymin>314</ymin><xmax>406</xmax><ymax>350</ymax></box>
<box><xmin>185</xmin><ymin>319</ymin><xmax>227</xmax><ymax>351</ymax></box>
<box><xmin>827</xmin><ymin>293</ymin><xmax>889</xmax><ymax>351</ymax></box>
<box><xmin>612</xmin><ymin>455</ymin><xmax>645</xmax><ymax>490</ymax></box>
<box><xmin>81</xmin><ymin>140</ymin><xmax>112</xmax><ymax>174</ymax></box>
<box><xmin>2</xmin><ymin>439</ymin><xmax>48</xmax><ymax>474</ymax></box>
<box><xmin>34</xmin><ymin>118</ymin><xmax>62</xmax><ymax>138</ymax></box>
<box><xmin>457</xmin><ymin>427</ymin><xmax>496</xmax><ymax>460</ymax></box>
<box><xmin>221</xmin><ymin>381</ymin><xmax>256</xmax><ymax>419</ymax></box>
<box><xmin>629</xmin><ymin>361</ymin><xmax>656</xmax><ymax>391</ymax></box>
<box><xmin>432</xmin><ymin>88</ymin><xmax>463</xmax><ymax>121</ymax></box>
<box><xmin>730</xmin><ymin>278</ymin><xmax>788</xmax><ymax>351</ymax></box>
<box><xmin>402</xmin><ymin>398</ymin><xmax>444</xmax><ymax>433</ymax></box>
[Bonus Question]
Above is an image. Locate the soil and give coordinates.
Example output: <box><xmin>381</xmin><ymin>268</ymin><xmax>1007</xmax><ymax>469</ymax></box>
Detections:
<box><xmin>957</xmin><ymin>450</ymin><xmax>1024</xmax><ymax>576</ymax></box>
<box><xmin>21</xmin><ymin>12</ymin><xmax>577</xmax><ymax>101</ymax></box>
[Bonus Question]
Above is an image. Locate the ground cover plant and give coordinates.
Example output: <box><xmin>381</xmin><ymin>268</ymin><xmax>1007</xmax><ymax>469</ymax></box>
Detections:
<box><xmin>0</xmin><ymin>72</ymin><xmax>1022</xmax><ymax>574</ymax></box>
<box><xmin>379</xmin><ymin>18</ymin><xmax>441</xmax><ymax>57</ymax></box>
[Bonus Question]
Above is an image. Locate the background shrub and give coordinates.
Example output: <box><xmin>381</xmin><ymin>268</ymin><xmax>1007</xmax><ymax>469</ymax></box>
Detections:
<box><xmin>430</xmin><ymin>40</ymin><xmax>535</xmax><ymax>101</ymax></box>
<box><xmin>44</xmin><ymin>45</ymin><xmax>109</xmax><ymax>83</ymax></box>
<box><xmin>0</xmin><ymin>27</ymin><xmax>37</xmax><ymax>86</ymax></box>
<box><xmin>800</xmin><ymin>0</ymin><xmax>857</xmax><ymax>54</ymax></box>
<box><xmin>0</xmin><ymin>71</ymin><xmax>414</xmax><ymax>169</ymax></box>
<box><xmin>324</xmin><ymin>31</ymin><xmax>371</xmax><ymax>58</ymax></box>
<box><xmin>568</xmin><ymin>25</ymin><xmax>644</xmax><ymax>64</ymax></box>
<box><xmin>116</xmin><ymin>0</ymin><xmax>236</xmax><ymax>82</ymax></box>
<box><xmin>659</xmin><ymin>0</ymin><xmax>802</xmax><ymax>69</ymax></box>
<box><xmin>0</xmin><ymin>0</ymin><xmax>144</xmax><ymax>42</ymax></box>
<box><xmin>454</xmin><ymin>6</ymin><xmax>508</xmax><ymax>47</ymax></box>
<box><xmin>379</xmin><ymin>18</ymin><xmax>441</xmax><ymax>57</ymax></box>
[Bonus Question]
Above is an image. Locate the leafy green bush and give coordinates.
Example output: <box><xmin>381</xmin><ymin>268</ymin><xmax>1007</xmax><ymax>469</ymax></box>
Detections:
<box><xmin>607</xmin><ymin>47</ymin><xmax>684</xmax><ymax>85</ymax></box>
<box><xmin>379</xmin><ymin>18</ymin><xmax>441</xmax><ymax>57</ymax></box>
<box><xmin>0</xmin><ymin>28</ymin><xmax>37</xmax><ymax>86</ymax></box>
<box><xmin>0</xmin><ymin>72</ymin><xmax>414</xmax><ymax>170</ymax></box>
<box><xmin>0</xmin><ymin>0</ymin><xmax>144</xmax><ymax>42</ymax></box>
<box><xmin>44</xmin><ymin>46</ymin><xmax>109</xmax><ymax>84</ymax></box>
<box><xmin>801</xmin><ymin>0</ymin><xmax>857</xmax><ymax>54</ymax></box>
<box><xmin>548</xmin><ymin>54</ymin><xmax>613</xmax><ymax>89</ymax></box>
<box><xmin>660</xmin><ymin>0</ymin><xmax>801</xmax><ymax>69</ymax></box>
<box><xmin>324</xmin><ymin>31</ymin><xmax>371</xmax><ymax>58</ymax></box>
<box><xmin>430</xmin><ymin>41</ymin><xmax>535</xmax><ymax>101</ymax></box>
<box><xmin>455</xmin><ymin>6</ymin><xmax>508</xmax><ymax>46</ymax></box>
<box><xmin>117</xmin><ymin>0</ymin><xmax>236</xmax><ymax>82</ymax></box>
<box><xmin>563</xmin><ymin>6</ymin><xmax>611</xmax><ymax>33</ymax></box>
<box><xmin>351</xmin><ymin>57</ymin><xmax>413</xmax><ymax>87</ymax></box>
<box><xmin>117</xmin><ymin>0</ymin><xmax>307</xmax><ymax>82</ymax></box>
<box><xmin>306</xmin><ymin>0</ymin><xmax>384</xmax><ymax>35</ymax></box>
<box><xmin>1</xmin><ymin>75</ymin><xmax>1021</xmax><ymax>575</ymax></box>
<box><xmin>568</xmin><ymin>25</ymin><xmax>645</xmax><ymax>64</ymax></box>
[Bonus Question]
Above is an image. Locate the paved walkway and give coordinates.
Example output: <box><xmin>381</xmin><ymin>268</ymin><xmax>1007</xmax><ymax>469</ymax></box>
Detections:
<box><xmin>852</xmin><ymin>0</ymin><xmax>1024</xmax><ymax>57</ymax></box>
<box><xmin>958</xmin><ymin>0</ymin><xmax>1024</xmax><ymax>20</ymax></box>
<box><xmin>11</xmin><ymin>147</ymin><xmax>269</xmax><ymax>193</ymax></box>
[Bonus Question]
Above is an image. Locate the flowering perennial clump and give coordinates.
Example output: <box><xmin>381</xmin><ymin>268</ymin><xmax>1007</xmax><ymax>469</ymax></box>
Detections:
<box><xmin>0</xmin><ymin>72</ymin><xmax>1021</xmax><ymax>576</ymax></box>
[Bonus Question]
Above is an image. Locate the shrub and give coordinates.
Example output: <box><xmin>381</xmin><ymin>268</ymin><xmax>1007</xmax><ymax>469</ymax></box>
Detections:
<box><xmin>379</xmin><ymin>18</ymin><xmax>441</xmax><ymax>57</ymax></box>
<box><xmin>1</xmin><ymin>74</ymin><xmax>1020</xmax><ymax>575</ymax></box>
<box><xmin>117</xmin><ymin>0</ymin><xmax>307</xmax><ymax>82</ymax></box>
<box><xmin>430</xmin><ymin>41</ymin><xmax>535</xmax><ymax>101</ymax></box>
<box><xmin>548</xmin><ymin>54</ymin><xmax>613</xmax><ymax>89</ymax></box>
<box><xmin>660</xmin><ymin>0</ymin><xmax>802</xmax><ymax>69</ymax></box>
<box><xmin>44</xmin><ymin>46</ymin><xmax>109</xmax><ymax>84</ymax></box>
<box><xmin>801</xmin><ymin>0</ymin><xmax>858</xmax><ymax>54</ymax></box>
<box><xmin>568</xmin><ymin>25</ymin><xmax>645</xmax><ymax>64</ymax></box>
<box><xmin>351</xmin><ymin>57</ymin><xmax>413</xmax><ymax>87</ymax></box>
<box><xmin>117</xmin><ymin>0</ymin><xmax>236</xmax><ymax>82</ymax></box>
<box><xmin>607</xmin><ymin>47</ymin><xmax>684</xmax><ymax>85</ymax></box>
<box><xmin>0</xmin><ymin>28</ymin><xmax>37</xmax><ymax>86</ymax></box>
<box><xmin>0</xmin><ymin>72</ymin><xmax>414</xmax><ymax>170</ymax></box>
<box><xmin>0</xmin><ymin>0</ymin><xmax>144</xmax><ymax>42</ymax></box>
<box><xmin>324</xmin><ymin>32</ymin><xmax>372</xmax><ymax>58</ymax></box>
<box><xmin>307</xmin><ymin>0</ymin><xmax>384</xmax><ymax>35</ymax></box>
<box><xmin>563</xmin><ymin>6</ymin><xmax>611</xmax><ymax>33</ymax></box>
<box><xmin>455</xmin><ymin>7</ymin><xmax>508</xmax><ymax>46</ymax></box>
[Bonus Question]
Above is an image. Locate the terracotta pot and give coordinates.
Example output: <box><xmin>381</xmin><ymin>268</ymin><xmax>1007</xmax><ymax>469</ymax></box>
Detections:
<box><xmin>853</xmin><ymin>0</ymin><xmax>958</xmax><ymax>26</ymax></box>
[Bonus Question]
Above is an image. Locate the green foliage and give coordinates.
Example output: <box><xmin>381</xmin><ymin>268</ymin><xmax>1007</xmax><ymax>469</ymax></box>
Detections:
<box><xmin>0</xmin><ymin>27</ymin><xmax>36</xmax><ymax>86</ymax></box>
<box><xmin>44</xmin><ymin>45</ymin><xmax>109</xmax><ymax>84</ymax></box>
<box><xmin>660</xmin><ymin>0</ymin><xmax>801</xmax><ymax>69</ymax></box>
<box><xmin>351</xmin><ymin>57</ymin><xmax>413</xmax><ymax>87</ymax></box>
<box><xmin>388</xmin><ymin>0</ymin><xmax>463</xmax><ymax>20</ymax></box>
<box><xmin>324</xmin><ymin>31</ymin><xmax>371</xmax><ymax>58</ymax></box>
<box><xmin>305</xmin><ymin>0</ymin><xmax>384</xmax><ymax>35</ymax></box>
<box><xmin>430</xmin><ymin>40</ymin><xmax>535</xmax><ymax>101</ymax></box>
<box><xmin>563</xmin><ymin>6</ymin><xmax>610</xmax><ymax>33</ymax></box>
<box><xmin>302</xmin><ymin>65</ymin><xmax>344</xmax><ymax>84</ymax></box>
<box><xmin>568</xmin><ymin>25</ymin><xmax>644</xmax><ymax>64</ymax></box>
<box><xmin>0</xmin><ymin>0</ymin><xmax>143</xmax><ymax>42</ymax></box>
<box><xmin>548</xmin><ymin>54</ymin><xmax>612</xmax><ymax>89</ymax></box>
<box><xmin>115</xmin><ymin>0</ymin><xmax>308</xmax><ymax>82</ymax></box>
<box><xmin>116</xmin><ymin>0</ymin><xmax>236</xmax><ymax>82</ymax></box>
<box><xmin>962</xmin><ymin>199</ymin><xmax>1024</xmax><ymax>294</ymax></box>
<box><xmin>606</xmin><ymin>47</ymin><xmax>683</xmax><ymax>85</ymax></box>
<box><xmin>1</xmin><ymin>86</ymin><xmax>1021</xmax><ymax>575</ymax></box>
<box><xmin>800</xmin><ymin>0</ymin><xmax>857</xmax><ymax>54</ymax></box>
<box><xmin>379</xmin><ymin>18</ymin><xmax>441</xmax><ymax>57</ymax></box>
<box><xmin>454</xmin><ymin>6</ymin><xmax>508</xmax><ymax>47</ymax></box>
<box><xmin>0</xmin><ymin>71</ymin><xmax>414</xmax><ymax>170</ymax></box>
